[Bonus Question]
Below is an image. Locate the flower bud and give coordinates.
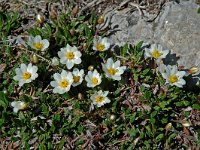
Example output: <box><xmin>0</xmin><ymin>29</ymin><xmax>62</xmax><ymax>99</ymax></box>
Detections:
<box><xmin>51</xmin><ymin>57</ymin><xmax>59</xmax><ymax>66</ymax></box>
<box><xmin>50</xmin><ymin>10</ymin><xmax>57</xmax><ymax>19</ymax></box>
<box><xmin>70</xmin><ymin>29</ymin><xmax>75</xmax><ymax>36</ymax></box>
<box><xmin>188</xmin><ymin>67</ymin><xmax>198</xmax><ymax>74</ymax></box>
<box><xmin>36</xmin><ymin>14</ymin><xmax>45</xmax><ymax>24</ymax></box>
<box><xmin>72</xmin><ymin>6</ymin><xmax>79</xmax><ymax>16</ymax></box>
<box><xmin>78</xmin><ymin>93</ymin><xmax>84</xmax><ymax>100</ymax></box>
<box><xmin>165</xmin><ymin>123</ymin><xmax>172</xmax><ymax>131</ymax></box>
<box><xmin>83</xmin><ymin>43</ymin><xmax>87</xmax><ymax>50</ymax></box>
<box><xmin>88</xmin><ymin>65</ymin><xmax>94</xmax><ymax>71</ymax></box>
<box><xmin>110</xmin><ymin>114</ymin><xmax>116</xmax><ymax>121</ymax></box>
<box><xmin>3</xmin><ymin>89</ymin><xmax>8</xmax><ymax>95</ymax></box>
<box><xmin>97</xmin><ymin>16</ymin><xmax>104</xmax><ymax>24</ymax></box>
<box><xmin>32</xmin><ymin>54</ymin><xmax>39</xmax><ymax>64</ymax></box>
<box><xmin>182</xmin><ymin>120</ymin><xmax>191</xmax><ymax>127</ymax></box>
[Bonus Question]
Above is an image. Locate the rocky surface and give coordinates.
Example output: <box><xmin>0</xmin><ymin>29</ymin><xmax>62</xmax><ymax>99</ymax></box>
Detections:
<box><xmin>106</xmin><ymin>0</ymin><xmax>200</xmax><ymax>69</ymax></box>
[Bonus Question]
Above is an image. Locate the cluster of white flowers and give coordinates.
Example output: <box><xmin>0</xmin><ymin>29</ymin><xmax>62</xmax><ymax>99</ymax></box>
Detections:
<box><xmin>144</xmin><ymin>44</ymin><xmax>186</xmax><ymax>88</ymax></box>
<box><xmin>12</xmin><ymin>35</ymin><xmax>127</xmax><ymax>109</ymax></box>
<box><xmin>12</xmin><ymin>35</ymin><xmax>197</xmax><ymax>112</ymax></box>
<box><xmin>13</xmin><ymin>35</ymin><xmax>196</xmax><ymax>111</ymax></box>
<box><xmin>13</xmin><ymin>36</ymin><xmax>193</xmax><ymax>111</ymax></box>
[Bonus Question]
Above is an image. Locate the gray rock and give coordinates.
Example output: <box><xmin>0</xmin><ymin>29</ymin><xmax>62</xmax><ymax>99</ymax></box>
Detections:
<box><xmin>107</xmin><ymin>0</ymin><xmax>200</xmax><ymax>69</ymax></box>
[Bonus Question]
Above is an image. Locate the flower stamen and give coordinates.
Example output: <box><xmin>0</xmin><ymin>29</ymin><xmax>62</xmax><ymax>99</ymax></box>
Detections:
<box><xmin>33</xmin><ymin>42</ymin><xmax>43</xmax><ymax>50</ymax></box>
<box><xmin>59</xmin><ymin>79</ymin><xmax>69</xmax><ymax>88</ymax></box>
<box><xmin>107</xmin><ymin>68</ymin><xmax>118</xmax><ymax>76</ymax></box>
<box><xmin>151</xmin><ymin>50</ymin><xmax>162</xmax><ymax>58</ymax></box>
<box><xmin>96</xmin><ymin>43</ymin><xmax>105</xmax><ymax>51</ymax></box>
<box><xmin>91</xmin><ymin>77</ymin><xmax>98</xmax><ymax>85</ymax></box>
<box><xmin>169</xmin><ymin>75</ymin><xmax>178</xmax><ymax>83</ymax></box>
<box><xmin>73</xmin><ymin>76</ymin><xmax>80</xmax><ymax>83</ymax></box>
<box><xmin>95</xmin><ymin>96</ymin><xmax>104</xmax><ymax>103</ymax></box>
<box><xmin>22</xmin><ymin>72</ymin><xmax>31</xmax><ymax>80</ymax></box>
<box><xmin>66</xmin><ymin>52</ymin><xmax>75</xmax><ymax>60</ymax></box>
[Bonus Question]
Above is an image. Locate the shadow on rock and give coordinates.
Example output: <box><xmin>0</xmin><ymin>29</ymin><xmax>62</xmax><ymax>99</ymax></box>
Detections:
<box><xmin>163</xmin><ymin>53</ymin><xmax>180</xmax><ymax>66</ymax></box>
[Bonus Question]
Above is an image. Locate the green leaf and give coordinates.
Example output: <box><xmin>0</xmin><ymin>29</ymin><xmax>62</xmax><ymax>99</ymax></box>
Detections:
<box><xmin>154</xmin><ymin>106</ymin><xmax>160</xmax><ymax>111</ymax></box>
<box><xmin>45</xmin><ymin>24</ymin><xmax>52</xmax><ymax>35</ymax></box>
<box><xmin>122</xmin><ymin>43</ymin><xmax>129</xmax><ymax>57</ymax></box>
<box><xmin>58</xmin><ymin>138</ymin><xmax>65</xmax><ymax>149</ymax></box>
<box><xmin>156</xmin><ymin>133</ymin><xmax>164</xmax><ymax>141</ymax></box>
<box><xmin>151</xmin><ymin>111</ymin><xmax>157</xmax><ymax>118</ymax></box>
<box><xmin>129</xmin><ymin>113</ymin><xmax>136</xmax><ymax>123</ymax></box>
<box><xmin>41</xmin><ymin>103</ymin><xmax>49</xmax><ymax>116</ymax></box>
<box><xmin>145</xmin><ymin>125</ymin><xmax>153</xmax><ymax>136</ymax></box>
<box><xmin>0</xmin><ymin>91</ymin><xmax>8</xmax><ymax>109</ymax></box>
<box><xmin>135</xmin><ymin>41</ymin><xmax>143</xmax><ymax>50</ymax></box>
<box><xmin>48</xmin><ymin>142</ymin><xmax>53</xmax><ymax>149</ymax></box>
<box><xmin>150</xmin><ymin>117</ymin><xmax>156</xmax><ymax>124</ymax></box>
<box><xmin>141</xmin><ymin>69</ymin><xmax>150</xmax><ymax>76</ymax></box>
<box><xmin>144</xmin><ymin>90</ymin><xmax>152</xmax><ymax>100</ymax></box>
<box><xmin>0</xmin><ymin>119</ymin><xmax>4</xmax><ymax>127</ymax></box>
<box><xmin>159</xmin><ymin>101</ymin><xmax>167</xmax><ymax>109</ymax></box>
<box><xmin>128</xmin><ymin>128</ymin><xmax>137</xmax><ymax>137</ymax></box>
<box><xmin>39</xmin><ymin>143</ymin><xmax>46</xmax><ymax>150</ymax></box>
<box><xmin>53</xmin><ymin>114</ymin><xmax>60</xmax><ymax>122</ymax></box>
<box><xmin>85</xmin><ymin>25</ymin><xmax>91</xmax><ymax>37</ymax></box>
<box><xmin>192</xmin><ymin>104</ymin><xmax>200</xmax><ymax>110</ymax></box>
<box><xmin>161</xmin><ymin>117</ymin><xmax>168</xmax><ymax>124</ymax></box>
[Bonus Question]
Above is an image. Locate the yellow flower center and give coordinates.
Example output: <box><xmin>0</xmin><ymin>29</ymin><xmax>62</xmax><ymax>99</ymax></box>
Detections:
<box><xmin>59</xmin><ymin>79</ymin><xmax>69</xmax><ymax>88</ymax></box>
<box><xmin>22</xmin><ymin>72</ymin><xmax>31</xmax><ymax>80</ymax></box>
<box><xmin>91</xmin><ymin>77</ymin><xmax>98</xmax><ymax>85</ymax></box>
<box><xmin>107</xmin><ymin>68</ymin><xmax>118</xmax><ymax>76</ymax></box>
<box><xmin>73</xmin><ymin>76</ymin><xmax>80</xmax><ymax>83</ymax></box>
<box><xmin>20</xmin><ymin>102</ymin><xmax>27</xmax><ymax>110</ymax></box>
<box><xmin>33</xmin><ymin>42</ymin><xmax>43</xmax><ymax>50</ymax></box>
<box><xmin>169</xmin><ymin>75</ymin><xmax>178</xmax><ymax>83</ymax></box>
<box><xmin>151</xmin><ymin>50</ymin><xmax>162</xmax><ymax>58</ymax></box>
<box><xmin>96</xmin><ymin>43</ymin><xmax>105</xmax><ymax>51</ymax></box>
<box><xmin>95</xmin><ymin>96</ymin><xmax>104</xmax><ymax>103</ymax></box>
<box><xmin>66</xmin><ymin>51</ymin><xmax>75</xmax><ymax>60</ymax></box>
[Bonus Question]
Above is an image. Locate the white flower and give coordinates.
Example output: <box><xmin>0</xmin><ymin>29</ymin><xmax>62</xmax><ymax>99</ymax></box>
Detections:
<box><xmin>13</xmin><ymin>63</ymin><xmax>38</xmax><ymax>86</ymax></box>
<box><xmin>93</xmin><ymin>36</ymin><xmax>110</xmax><ymax>52</ymax></box>
<box><xmin>144</xmin><ymin>44</ymin><xmax>169</xmax><ymax>59</ymax></box>
<box><xmin>28</xmin><ymin>35</ymin><xmax>49</xmax><ymax>51</ymax></box>
<box><xmin>85</xmin><ymin>69</ymin><xmax>102</xmax><ymax>87</ymax></box>
<box><xmin>90</xmin><ymin>90</ymin><xmax>110</xmax><ymax>107</ymax></box>
<box><xmin>72</xmin><ymin>68</ymin><xmax>84</xmax><ymax>87</ymax></box>
<box><xmin>58</xmin><ymin>44</ymin><xmax>82</xmax><ymax>69</ymax></box>
<box><xmin>102</xmin><ymin>58</ymin><xmax>126</xmax><ymax>80</ymax></box>
<box><xmin>161</xmin><ymin>65</ymin><xmax>186</xmax><ymax>88</ymax></box>
<box><xmin>51</xmin><ymin>57</ymin><xmax>59</xmax><ymax>66</ymax></box>
<box><xmin>50</xmin><ymin>70</ymin><xmax>73</xmax><ymax>94</ymax></box>
<box><xmin>11</xmin><ymin>101</ymin><xmax>27</xmax><ymax>113</ymax></box>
